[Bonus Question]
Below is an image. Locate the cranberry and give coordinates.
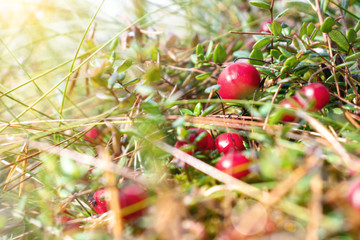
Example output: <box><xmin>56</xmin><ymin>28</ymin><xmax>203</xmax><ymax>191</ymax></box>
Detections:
<box><xmin>217</xmin><ymin>62</ymin><xmax>260</xmax><ymax>99</ymax></box>
<box><xmin>89</xmin><ymin>184</ymin><xmax>148</xmax><ymax>221</ymax></box>
<box><xmin>215</xmin><ymin>151</ymin><xmax>251</xmax><ymax>179</ymax></box>
<box><xmin>90</xmin><ymin>188</ymin><xmax>108</xmax><ymax>214</ymax></box>
<box><xmin>279</xmin><ymin>96</ymin><xmax>302</xmax><ymax>122</ymax></box>
<box><xmin>300</xmin><ymin>82</ymin><xmax>330</xmax><ymax>111</ymax></box>
<box><xmin>215</xmin><ymin>133</ymin><xmax>246</xmax><ymax>154</ymax></box>
<box><xmin>188</xmin><ymin>128</ymin><xmax>215</xmax><ymax>151</ymax></box>
<box><xmin>84</xmin><ymin>127</ymin><xmax>101</xmax><ymax>142</ymax></box>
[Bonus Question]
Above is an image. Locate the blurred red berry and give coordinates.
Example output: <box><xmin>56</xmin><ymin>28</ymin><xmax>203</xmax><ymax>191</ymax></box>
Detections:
<box><xmin>348</xmin><ymin>179</ymin><xmax>360</xmax><ymax>211</ymax></box>
<box><xmin>188</xmin><ymin>128</ymin><xmax>215</xmax><ymax>151</ymax></box>
<box><xmin>84</xmin><ymin>127</ymin><xmax>100</xmax><ymax>142</ymax></box>
<box><xmin>215</xmin><ymin>151</ymin><xmax>251</xmax><ymax>179</ymax></box>
<box><xmin>279</xmin><ymin>96</ymin><xmax>302</xmax><ymax>122</ymax></box>
<box><xmin>89</xmin><ymin>184</ymin><xmax>149</xmax><ymax>221</ymax></box>
<box><xmin>259</xmin><ymin>19</ymin><xmax>272</xmax><ymax>33</ymax></box>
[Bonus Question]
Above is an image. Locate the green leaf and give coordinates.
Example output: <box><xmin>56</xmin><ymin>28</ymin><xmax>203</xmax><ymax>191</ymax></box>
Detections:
<box><xmin>195</xmin><ymin>72</ymin><xmax>211</xmax><ymax>81</ymax></box>
<box><xmin>278</xmin><ymin>47</ymin><xmax>292</xmax><ymax>58</ymax></box>
<box><xmin>213</xmin><ymin>44</ymin><xmax>227</xmax><ymax>63</ymax></box>
<box><xmin>275</xmin><ymin>9</ymin><xmax>290</xmax><ymax>20</ymax></box>
<box><xmin>321</xmin><ymin>17</ymin><xmax>336</xmax><ymax>33</ymax></box>
<box><xmin>345</xmin><ymin>52</ymin><xmax>360</xmax><ymax>61</ymax></box>
<box><xmin>299</xmin><ymin>23</ymin><xmax>307</xmax><ymax>38</ymax></box>
<box><xmin>117</xmin><ymin>59</ymin><xmax>132</xmax><ymax>73</ymax></box>
<box><xmin>293</xmin><ymin>36</ymin><xmax>306</xmax><ymax>51</ymax></box>
<box><xmin>196</xmin><ymin>44</ymin><xmax>204</xmax><ymax>55</ymax></box>
<box><xmin>204</xmin><ymin>84</ymin><xmax>221</xmax><ymax>94</ymax></box>
<box><xmin>335</xmin><ymin>61</ymin><xmax>355</xmax><ymax>69</ymax></box>
<box><xmin>109</xmin><ymin>37</ymin><xmax>119</xmax><ymax>51</ymax></box>
<box><xmin>270</xmin><ymin>49</ymin><xmax>282</xmax><ymax>59</ymax></box>
<box><xmin>180</xmin><ymin>108</ymin><xmax>194</xmax><ymax>116</ymax></box>
<box><xmin>355</xmin><ymin>21</ymin><xmax>360</xmax><ymax>32</ymax></box>
<box><xmin>249</xmin><ymin>0</ymin><xmax>270</xmax><ymax>9</ymax></box>
<box><xmin>196</xmin><ymin>44</ymin><xmax>204</xmax><ymax>61</ymax></box>
<box><xmin>342</xmin><ymin>0</ymin><xmax>349</xmax><ymax>9</ymax></box>
<box><xmin>249</xmin><ymin>49</ymin><xmax>264</xmax><ymax>65</ymax></box>
<box><xmin>321</xmin><ymin>0</ymin><xmax>330</xmax><ymax>13</ymax></box>
<box><xmin>205</xmin><ymin>41</ymin><xmax>214</xmax><ymax>60</ymax></box>
<box><xmin>201</xmin><ymin>105</ymin><xmax>216</xmax><ymax>116</ymax></box>
<box><xmin>271</xmin><ymin>21</ymin><xmax>282</xmax><ymax>36</ymax></box>
<box><xmin>284</xmin><ymin>56</ymin><xmax>299</xmax><ymax>68</ymax></box>
<box><xmin>252</xmin><ymin>38</ymin><xmax>271</xmax><ymax>49</ymax></box>
<box><xmin>329</xmin><ymin>29</ymin><xmax>350</xmax><ymax>52</ymax></box>
<box><xmin>108</xmin><ymin>70</ymin><xmax>118</xmax><ymax>89</ymax></box>
<box><xmin>347</xmin><ymin>29</ymin><xmax>357</xmax><ymax>42</ymax></box>
<box><xmin>307</xmin><ymin>23</ymin><xmax>315</xmax><ymax>36</ymax></box>
<box><xmin>193</xmin><ymin>103</ymin><xmax>202</xmax><ymax>117</ymax></box>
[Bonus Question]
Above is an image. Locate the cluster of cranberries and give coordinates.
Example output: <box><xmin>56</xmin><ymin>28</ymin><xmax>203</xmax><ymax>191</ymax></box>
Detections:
<box><xmin>88</xmin><ymin>183</ymin><xmax>149</xmax><ymax>221</ymax></box>
<box><xmin>175</xmin><ymin>129</ymin><xmax>251</xmax><ymax>180</ymax></box>
<box><xmin>279</xmin><ymin>82</ymin><xmax>330</xmax><ymax>122</ymax></box>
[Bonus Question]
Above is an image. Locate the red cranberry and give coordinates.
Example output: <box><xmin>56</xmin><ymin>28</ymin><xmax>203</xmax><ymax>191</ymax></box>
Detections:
<box><xmin>279</xmin><ymin>96</ymin><xmax>302</xmax><ymax>122</ymax></box>
<box><xmin>89</xmin><ymin>184</ymin><xmax>149</xmax><ymax>221</ymax></box>
<box><xmin>215</xmin><ymin>152</ymin><xmax>251</xmax><ymax>179</ymax></box>
<box><xmin>84</xmin><ymin>127</ymin><xmax>101</xmax><ymax>142</ymax></box>
<box><xmin>215</xmin><ymin>133</ymin><xmax>246</xmax><ymax>154</ymax></box>
<box><xmin>217</xmin><ymin>62</ymin><xmax>260</xmax><ymax>99</ymax></box>
<box><xmin>188</xmin><ymin>128</ymin><xmax>215</xmax><ymax>151</ymax></box>
<box><xmin>300</xmin><ymin>82</ymin><xmax>330</xmax><ymax>111</ymax></box>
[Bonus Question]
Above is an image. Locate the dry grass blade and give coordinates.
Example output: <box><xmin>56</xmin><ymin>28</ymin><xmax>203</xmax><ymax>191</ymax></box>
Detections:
<box><xmin>98</xmin><ymin>146</ymin><xmax>123</xmax><ymax>238</ymax></box>
<box><xmin>306</xmin><ymin>171</ymin><xmax>323</xmax><ymax>240</ymax></box>
<box><xmin>3</xmin><ymin>142</ymin><xmax>28</xmax><ymax>191</ymax></box>
<box><xmin>297</xmin><ymin>110</ymin><xmax>360</xmax><ymax>170</ymax></box>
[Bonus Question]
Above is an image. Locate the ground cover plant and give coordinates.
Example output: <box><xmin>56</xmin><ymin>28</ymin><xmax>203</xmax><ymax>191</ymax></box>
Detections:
<box><xmin>1</xmin><ymin>0</ymin><xmax>360</xmax><ymax>239</ymax></box>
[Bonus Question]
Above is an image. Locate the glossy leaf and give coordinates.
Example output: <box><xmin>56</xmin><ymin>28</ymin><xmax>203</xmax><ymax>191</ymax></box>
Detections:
<box><xmin>249</xmin><ymin>0</ymin><xmax>270</xmax><ymax>9</ymax></box>
<box><xmin>249</xmin><ymin>49</ymin><xmax>264</xmax><ymax>65</ymax></box>
<box><xmin>271</xmin><ymin>21</ymin><xmax>282</xmax><ymax>36</ymax></box>
<box><xmin>329</xmin><ymin>29</ymin><xmax>350</xmax><ymax>52</ymax></box>
<box><xmin>213</xmin><ymin>44</ymin><xmax>227</xmax><ymax>63</ymax></box>
<box><xmin>252</xmin><ymin>38</ymin><xmax>271</xmax><ymax>49</ymax></box>
<box><xmin>321</xmin><ymin>17</ymin><xmax>336</xmax><ymax>33</ymax></box>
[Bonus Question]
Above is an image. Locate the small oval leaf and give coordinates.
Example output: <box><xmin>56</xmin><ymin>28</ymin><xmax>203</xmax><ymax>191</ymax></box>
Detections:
<box><xmin>213</xmin><ymin>44</ymin><xmax>227</xmax><ymax>63</ymax></box>
<box><xmin>321</xmin><ymin>17</ymin><xmax>336</xmax><ymax>33</ymax></box>
<box><xmin>329</xmin><ymin>29</ymin><xmax>350</xmax><ymax>52</ymax></box>
<box><xmin>252</xmin><ymin>38</ymin><xmax>272</xmax><ymax>49</ymax></box>
<box><xmin>249</xmin><ymin>0</ymin><xmax>271</xmax><ymax>9</ymax></box>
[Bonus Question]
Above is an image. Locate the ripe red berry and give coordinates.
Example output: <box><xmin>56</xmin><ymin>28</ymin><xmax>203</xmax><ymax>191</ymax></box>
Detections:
<box><xmin>215</xmin><ymin>152</ymin><xmax>251</xmax><ymax>179</ymax></box>
<box><xmin>259</xmin><ymin>19</ymin><xmax>272</xmax><ymax>33</ymax></box>
<box><xmin>188</xmin><ymin>128</ymin><xmax>215</xmax><ymax>151</ymax></box>
<box><xmin>215</xmin><ymin>133</ymin><xmax>246</xmax><ymax>154</ymax></box>
<box><xmin>90</xmin><ymin>188</ymin><xmax>108</xmax><ymax>214</ymax></box>
<box><xmin>300</xmin><ymin>82</ymin><xmax>330</xmax><ymax>111</ymax></box>
<box><xmin>84</xmin><ymin>127</ymin><xmax>100</xmax><ymax>142</ymax></box>
<box><xmin>217</xmin><ymin>62</ymin><xmax>261</xmax><ymax>99</ymax></box>
<box><xmin>89</xmin><ymin>184</ymin><xmax>148</xmax><ymax>221</ymax></box>
<box><xmin>348</xmin><ymin>179</ymin><xmax>360</xmax><ymax>211</ymax></box>
<box><xmin>279</xmin><ymin>96</ymin><xmax>302</xmax><ymax>122</ymax></box>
